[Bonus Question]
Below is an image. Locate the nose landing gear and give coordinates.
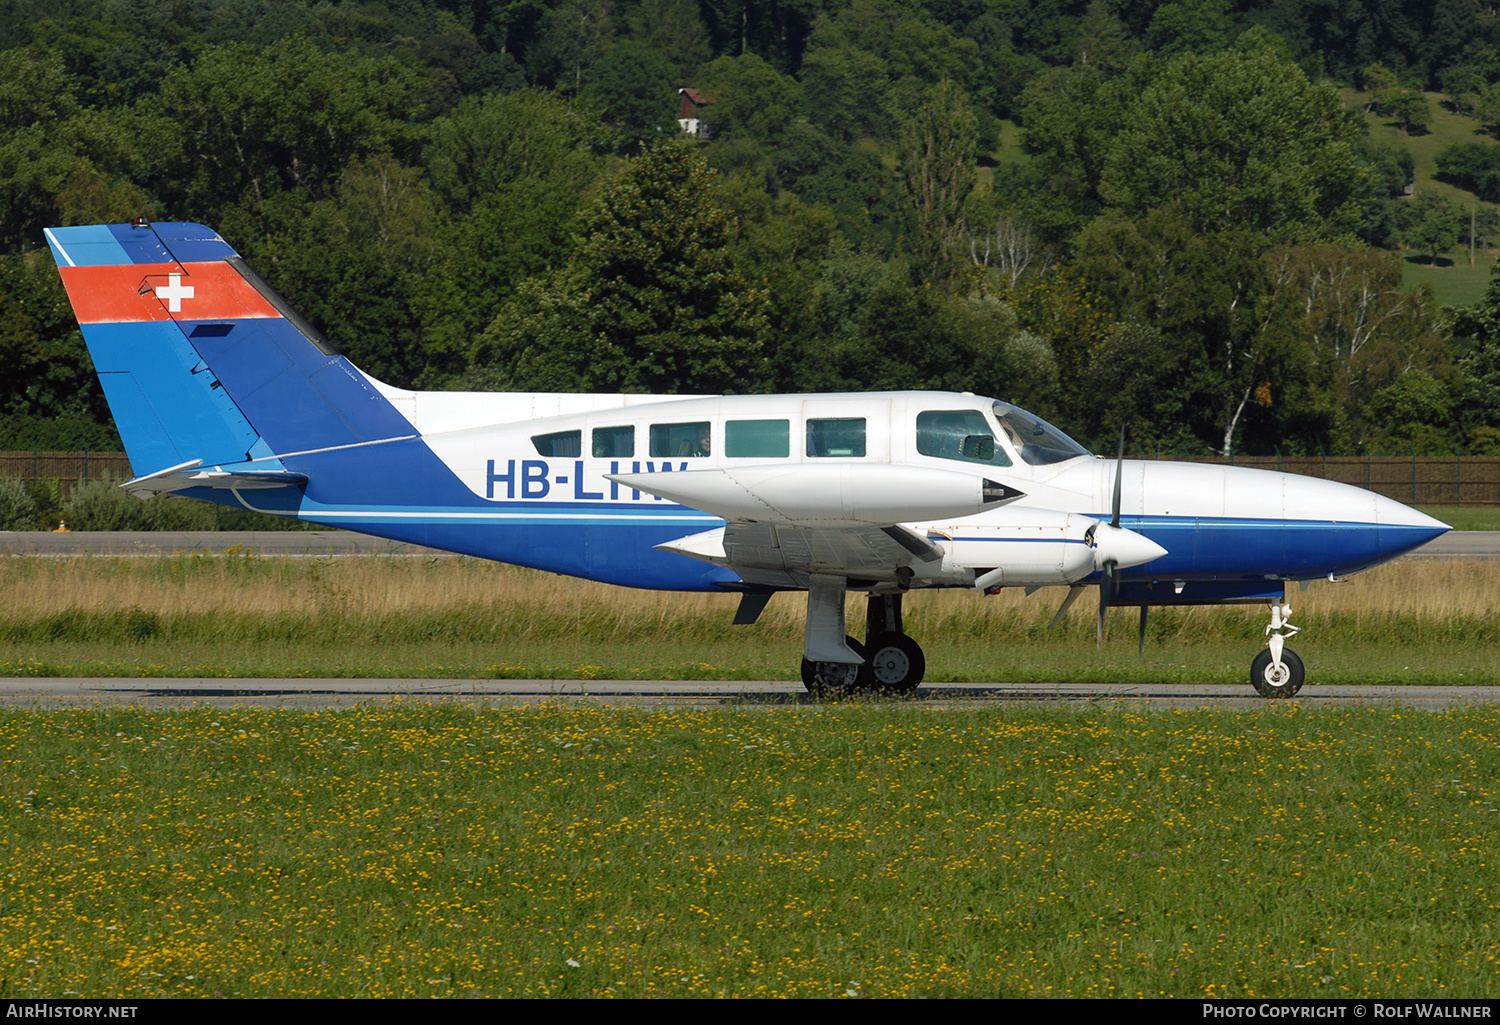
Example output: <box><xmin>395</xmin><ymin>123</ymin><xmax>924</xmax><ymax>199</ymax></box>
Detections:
<box><xmin>1252</xmin><ymin>601</ymin><xmax>1304</xmax><ymax>698</ymax></box>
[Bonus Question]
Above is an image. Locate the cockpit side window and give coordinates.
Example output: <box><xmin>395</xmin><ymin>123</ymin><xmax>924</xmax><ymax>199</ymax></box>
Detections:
<box><xmin>916</xmin><ymin>410</ymin><xmax>1013</xmax><ymax>467</ymax></box>
<box><xmin>992</xmin><ymin>401</ymin><xmax>1091</xmax><ymax>465</ymax></box>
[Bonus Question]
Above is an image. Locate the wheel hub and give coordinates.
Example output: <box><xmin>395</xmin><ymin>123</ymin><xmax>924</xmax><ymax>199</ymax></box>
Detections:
<box><xmin>870</xmin><ymin>647</ymin><xmax>911</xmax><ymax>685</ymax></box>
<box><xmin>813</xmin><ymin>661</ymin><xmax>859</xmax><ymax>691</ymax></box>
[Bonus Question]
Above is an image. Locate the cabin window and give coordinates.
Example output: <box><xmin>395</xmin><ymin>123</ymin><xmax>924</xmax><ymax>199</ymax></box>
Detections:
<box><xmin>592</xmin><ymin>425</ymin><xmax>634</xmax><ymax>458</ymax></box>
<box><xmin>806</xmin><ymin>418</ymin><xmax>866</xmax><ymax>457</ymax></box>
<box><xmin>650</xmin><ymin>421</ymin><xmax>712</xmax><ymax>457</ymax></box>
<box><xmin>725</xmin><ymin>419</ymin><xmax>789</xmax><ymax>458</ymax></box>
<box><xmin>916</xmin><ymin>410</ymin><xmax>1013</xmax><ymax>466</ymax></box>
<box><xmin>532</xmin><ymin>430</ymin><xmax>581</xmax><ymax>457</ymax></box>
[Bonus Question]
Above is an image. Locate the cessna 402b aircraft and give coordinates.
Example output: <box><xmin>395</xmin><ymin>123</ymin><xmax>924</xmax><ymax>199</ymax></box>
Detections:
<box><xmin>45</xmin><ymin>220</ymin><xmax>1450</xmax><ymax>698</ymax></box>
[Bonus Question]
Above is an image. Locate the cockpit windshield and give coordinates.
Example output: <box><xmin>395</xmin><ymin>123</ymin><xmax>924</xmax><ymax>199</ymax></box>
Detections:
<box><xmin>992</xmin><ymin>401</ymin><xmax>1092</xmax><ymax>466</ymax></box>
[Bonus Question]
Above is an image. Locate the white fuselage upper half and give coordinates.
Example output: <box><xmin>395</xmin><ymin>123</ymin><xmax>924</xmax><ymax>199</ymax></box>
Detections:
<box><xmin>375</xmin><ymin>387</ymin><xmax>1446</xmax><ymax>592</ymax></box>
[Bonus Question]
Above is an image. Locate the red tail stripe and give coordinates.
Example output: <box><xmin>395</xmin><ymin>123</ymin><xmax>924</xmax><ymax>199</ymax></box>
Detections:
<box><xmin>58</xmin><ymin>261</ymin><xmax>281</xmax><ymax>325</ymax></box>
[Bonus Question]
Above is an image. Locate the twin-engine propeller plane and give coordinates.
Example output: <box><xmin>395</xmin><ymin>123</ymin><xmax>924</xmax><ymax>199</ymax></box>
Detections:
<box><xmin>46</xmin><ymin>221</ymin><xmax>1449</xmax><ymax>697</ymax></box>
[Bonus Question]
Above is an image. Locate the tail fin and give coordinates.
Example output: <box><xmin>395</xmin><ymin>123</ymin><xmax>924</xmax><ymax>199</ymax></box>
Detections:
<box><xmin>45</xmin><ymin>221</ymin><xmax>422</xmax><ymax>500</ymax></box>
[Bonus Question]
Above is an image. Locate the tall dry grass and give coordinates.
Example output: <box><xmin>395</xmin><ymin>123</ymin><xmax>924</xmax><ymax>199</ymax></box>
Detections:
<box><xmin>1</xmin><ymin>550</ymin><xmax>1495</xmax><ymax>646</ymax></box>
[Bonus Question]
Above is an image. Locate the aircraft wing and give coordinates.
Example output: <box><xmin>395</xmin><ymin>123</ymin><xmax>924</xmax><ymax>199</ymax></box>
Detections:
<box><xmin>609</xmin><ymin>463</ymin><xmax>1009</xmax><ymax>588</ymax></box>
<box><xmin>120</xmin><ymin>458</ymin><xmax>309</xmax><ymax>499</ymax></box>
<box><xmin>606</xmin><ymin>463</ymin><xmax>1022</xmax><ymax>527</ymax></box>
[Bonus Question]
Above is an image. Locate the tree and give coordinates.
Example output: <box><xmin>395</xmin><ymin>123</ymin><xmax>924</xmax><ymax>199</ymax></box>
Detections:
<box><xmin>628</xmin><ymin>0</ymin><xmax>712</xmax><ymax>82</ymax></box>
<box><xmin>896</xmin><ymin>79</ymin><xmax>977</xmax><ymax>284</ymax></box>
<box><xmin>1074</xmin><ymin>0</ymin><xmax>1137</xmax><ymax>77</ymax></box>
<box><xmin>1452</xmin><ymin>273</ymin><xmax>1500</xmax><ymax>448</ymax></box>
<box><xmin>695</xmin><ymin>53</ymin><xmax>802</xmax><ymax>147</ymax></box>
<box><xmin>149</xmin><ymin>38</ymin><xmax>423</xmax><ymax>224</ymax></box>
<box><xmin>1402</xmin><ymin>195</ymin><xmax>1462</xmax><ymax>264</ymax></box>
<box><xmin>968</xmin><ymin>206</ymin><xmax>1048</xmax><ymax>289</ymax></box>
<box><xmin>417</xmin><ymin>90</ymin><xmax>607</xmax><ymax>374</ymax></box>
<box><xmin>1383</xmin><ymin>88</ymin><xmax>1432</xmax><ymax>135</ymax></box>
<box><xmin>1098</xmin><ymin>49</ymin><xmax>1370</xmax><ymax>243</ymax></box>
<box><xmin>532</xmin><ymin>0</ymin><xmax>614</xmax><ymax>97</ymax></box>
<box><xmin>266</xmin><ymin>154</ymin><xmax>438</xmax><ymax>388</ymax></box>
<box><xmin>1360</xmin><ymin>61</ymin><xmax>1399</xmax><ymax>112</ymax></box>
<box><xmin>585</xmin><ymin>40</ymin><xmax>679</xmax><ymax>152</ymax></box>
<box><xmin>1144</xmin><ymin>0</ymin><xmax>1234</xmax><ymax>57</ymax></box>
<box><xmin>476</xmin><ymin>145</ymin><xmax>769</xmax><ymax>394</ymax></box>
<box><xmin>1364</xmin><ymin>370</ymin><xmax>1456</xmax><ymax>454</ymax></box>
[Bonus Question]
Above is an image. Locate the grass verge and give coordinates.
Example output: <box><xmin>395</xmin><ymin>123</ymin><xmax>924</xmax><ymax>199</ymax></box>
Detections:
<box><xmin>1415</xmin><ymin>505</ymin><xmax>1500</xmax><ymax>530</ymax></box>
<box><xmin>3</xmin><ymin>553</ymin><xmax>1498</xmax><ymax>684</ymax></box>
<box><xmin>2</xmin><ymin>703</ymin><xmax>1496</xmax><ymax>998</ymax></box>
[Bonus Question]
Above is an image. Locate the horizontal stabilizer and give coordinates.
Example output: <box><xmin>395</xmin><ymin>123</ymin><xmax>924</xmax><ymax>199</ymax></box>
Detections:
<box><xmin>121</xmin><ymin>458</ymin><xmax>309</xmax><ymax>499</ymax></box>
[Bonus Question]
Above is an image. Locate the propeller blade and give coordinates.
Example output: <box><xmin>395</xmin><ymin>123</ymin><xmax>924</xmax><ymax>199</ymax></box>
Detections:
<box><xmin>1096</xmin><ymin>562</ymin><xmax>1114</xmax><ymax>648</ymax></box>
<box><xmin>1098</xmin><ymin>427</ymin><xmax>1128</xmax><ymax>650</ymax></box>
<box><xmin>1048</xmin><ymin>585</ymin><xmax>1086</xmax><ymax>629</ymax></box>
<box><xmin>1138</xmin><ymin>605</ymin><xmax>1148</xmax><ymax>656</ymax></box>
<box><xmin>1111</xmin><ymin>424</ymin><xmax>1125</xmax><ymax>529</ymax></box>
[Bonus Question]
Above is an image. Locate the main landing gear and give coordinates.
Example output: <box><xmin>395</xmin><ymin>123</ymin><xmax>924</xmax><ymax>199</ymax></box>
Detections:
<box><xmin>1252</xmin><ymin>600</ymin><xmax>1304</xmax><ymax>698</ymax></box>
<box><xmin>801</xmin><ymin>576</ymin><xmax>926</xmax><ymax>697</ymax></box>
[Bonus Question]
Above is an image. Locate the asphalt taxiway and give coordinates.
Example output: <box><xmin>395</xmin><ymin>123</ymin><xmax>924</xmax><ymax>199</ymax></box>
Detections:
<box><xmin>1</xmin><ymin>678</ymin><xmax>1497</xmax><ymax>710</ymax></box>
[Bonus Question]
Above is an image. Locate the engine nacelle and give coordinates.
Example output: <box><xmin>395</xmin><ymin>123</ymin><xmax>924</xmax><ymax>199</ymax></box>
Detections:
<box><xmin>934</xmin><ymin>510</ymin><xmax>1167</xmax><ymax>590</ymax></box>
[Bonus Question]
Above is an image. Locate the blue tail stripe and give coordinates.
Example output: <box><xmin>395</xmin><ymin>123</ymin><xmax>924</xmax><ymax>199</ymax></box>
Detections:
<box><xmin>93</xmin><ymin>372</ymin><xmax>182</xmax><ymax>473</ymax></box>
<box><xmin>82</xmin><ymin>321</ymin><xmax>261</xmax><ymax>472</ymax></box>
<box><xmin>102</xmin><ymin>224</ymin><xmax>176</xmax><ymax>265</ymax></box>
<box><xmin>280</xmin><ymin>441</ymin><xmax>491</xmax><ymax>507</ymax></box>
<box><xmin>182</xmin><ymin>318</ymin><xmax>417</xmax><ymax>453</ymax></box>
<box><xmin>45</xmin><ymin>225</ymin><xmax>131</xmax><ymax>267</ymax></box>
<box><xmin>143</xmin><ymin>222</ymin><xmax>240</xmax><ymax>262</ymax></box>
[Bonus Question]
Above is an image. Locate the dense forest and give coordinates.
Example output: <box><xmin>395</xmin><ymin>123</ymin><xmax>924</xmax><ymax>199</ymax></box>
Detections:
<box><xmin>5</xmin><ymin>0</ymin><xmax>1500</xmax><ymax>458</ymax></box>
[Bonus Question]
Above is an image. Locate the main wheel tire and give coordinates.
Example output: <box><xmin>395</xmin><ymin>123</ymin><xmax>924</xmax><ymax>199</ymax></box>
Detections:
<box><xmin>860</xmin><ymin>632</ymin><xmax>925</xmax><ymax>694</ymax></box>
<box><xmin>1251</xmin><ymin>647</ymin><xmax>1305</xmax><ymax>698</ymax></box>
<box><xmin>801</xmin><ymin>636</ymin><xmax>867</xmax><ymax>698</ymax></box>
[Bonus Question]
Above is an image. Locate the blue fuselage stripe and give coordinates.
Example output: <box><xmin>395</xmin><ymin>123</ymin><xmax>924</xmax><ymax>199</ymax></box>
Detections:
<box><xmin>193</xmin><ymin>484</ymin><xmax>1443</xmax><ymax>593</ymax></box>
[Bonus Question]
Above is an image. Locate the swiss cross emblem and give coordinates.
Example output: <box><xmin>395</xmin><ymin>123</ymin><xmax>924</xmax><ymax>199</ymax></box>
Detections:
<box><xmin>154</xmin><ymin>272</ymin><xmax>194</xmax><ymax>312</ymax></box>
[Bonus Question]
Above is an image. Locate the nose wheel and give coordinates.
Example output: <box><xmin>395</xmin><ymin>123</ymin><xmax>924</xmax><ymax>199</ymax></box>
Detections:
<box><xmin>1251</xmin><ymin>646</ymin><xmax>1304</xmax><ymax>697</ymax></box>
<box><xmin>1252</xmin><ymin>600</ymin><xmax>1304</xmax><ymax>698</ymax></box>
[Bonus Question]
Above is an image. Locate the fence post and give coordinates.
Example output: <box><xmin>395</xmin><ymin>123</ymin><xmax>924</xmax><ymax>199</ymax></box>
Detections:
<box><xmin>1275</xmin><ymin>445</ymin><xmax>1282</xmax><ymax>472</ymax></box>
<box><xmin>32</xmin><ymin>440</ymin><xmax>37</xmax><ymax>483</ymax></box>
<box><xmin>1456</xmin><ymin>447</ymin><xmax>1463</xmax><ymax>507</ymax></box>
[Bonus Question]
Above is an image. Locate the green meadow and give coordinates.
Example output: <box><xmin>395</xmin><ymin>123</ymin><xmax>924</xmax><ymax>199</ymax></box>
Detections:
<box><xmin>1</xmin><ymin>702</ymin><xmax>1496</xmax><ymax>998</ymax></box>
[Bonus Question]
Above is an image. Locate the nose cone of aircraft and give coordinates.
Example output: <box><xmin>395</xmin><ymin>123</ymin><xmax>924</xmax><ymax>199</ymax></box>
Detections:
<box><xmin>1092</xmin><ymin>522</ymin><xmax>1169</xmax><ymax>570</ymax></box>
<box><xmin>1373</xmin><ymin>493</ymin><xmax>1450</xmax><ymax>557</ymax></box>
